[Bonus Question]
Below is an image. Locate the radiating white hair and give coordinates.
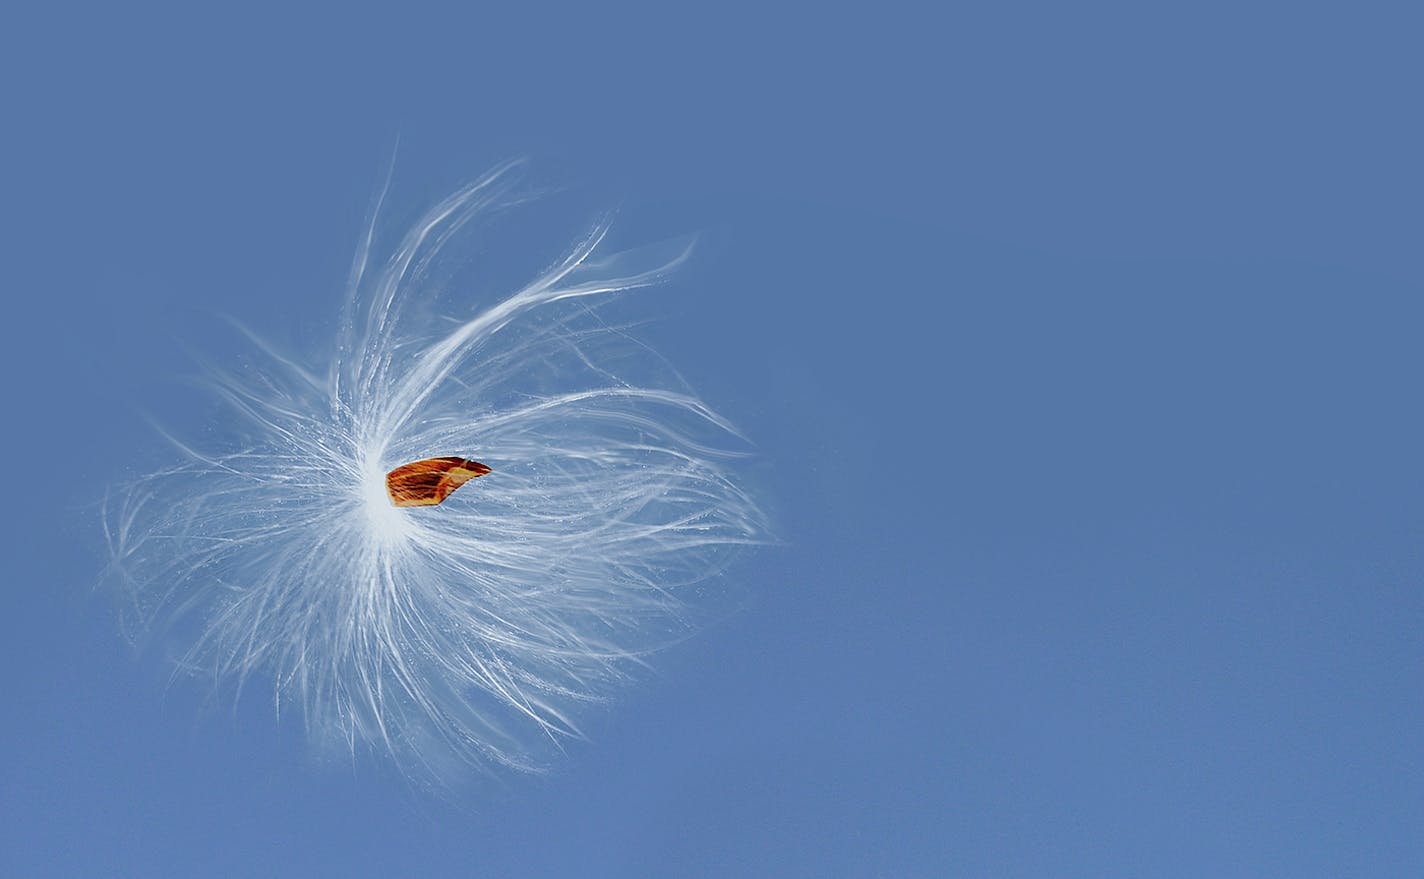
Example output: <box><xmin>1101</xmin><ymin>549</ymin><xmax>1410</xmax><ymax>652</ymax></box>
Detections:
<box><xmin>104</xmin><ymin>160</ymin><xmax>767</xmax><ymax>782</ymax></box>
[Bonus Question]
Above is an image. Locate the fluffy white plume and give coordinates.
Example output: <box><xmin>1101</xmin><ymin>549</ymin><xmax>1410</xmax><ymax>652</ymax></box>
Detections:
<box><xmin>105</xmin><ymin>161</ymin><xmax>767</xmax><ymax>781</ymax></box>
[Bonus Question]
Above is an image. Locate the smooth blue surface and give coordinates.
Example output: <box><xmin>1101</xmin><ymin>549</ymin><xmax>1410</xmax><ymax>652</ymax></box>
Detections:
<box><xmin>2</xmin><ymin>4</ymin><xmax>1421</xmax><ymax>876</ymax></box>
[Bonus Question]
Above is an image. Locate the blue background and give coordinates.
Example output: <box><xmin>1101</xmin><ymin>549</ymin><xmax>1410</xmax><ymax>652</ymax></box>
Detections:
<box><xmin>3</xmin><ymin>4</ymin><xmax>1421</xmax><ymax>876</ymax></box>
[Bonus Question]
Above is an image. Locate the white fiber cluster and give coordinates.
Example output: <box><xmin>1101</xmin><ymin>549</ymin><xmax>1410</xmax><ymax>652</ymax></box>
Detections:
<box><xmin>105</xmin><ymin>161</ymin><xmax>766</xmax><ymax>780</ymax></box>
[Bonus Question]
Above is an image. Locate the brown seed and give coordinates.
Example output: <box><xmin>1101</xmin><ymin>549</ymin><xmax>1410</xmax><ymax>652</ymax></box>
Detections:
<box><xmin>385</xmin><ymin>457</ymin><xmax>492</xmax><ymax>507</ymax></box>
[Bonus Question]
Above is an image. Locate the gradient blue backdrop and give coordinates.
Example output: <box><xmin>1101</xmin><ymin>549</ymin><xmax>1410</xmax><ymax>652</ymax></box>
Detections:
<box><xmin>2</xmin><ymin>4</ymin><xmax>1421</xmax><ymax>876</ymax></box>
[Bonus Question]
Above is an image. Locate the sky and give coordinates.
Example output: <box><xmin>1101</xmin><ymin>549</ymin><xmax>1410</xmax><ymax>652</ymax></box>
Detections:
<box><xmin>2</xmin><ymin>3</ymin><xmax>1422</xmax><ymax>877</ymax></box>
